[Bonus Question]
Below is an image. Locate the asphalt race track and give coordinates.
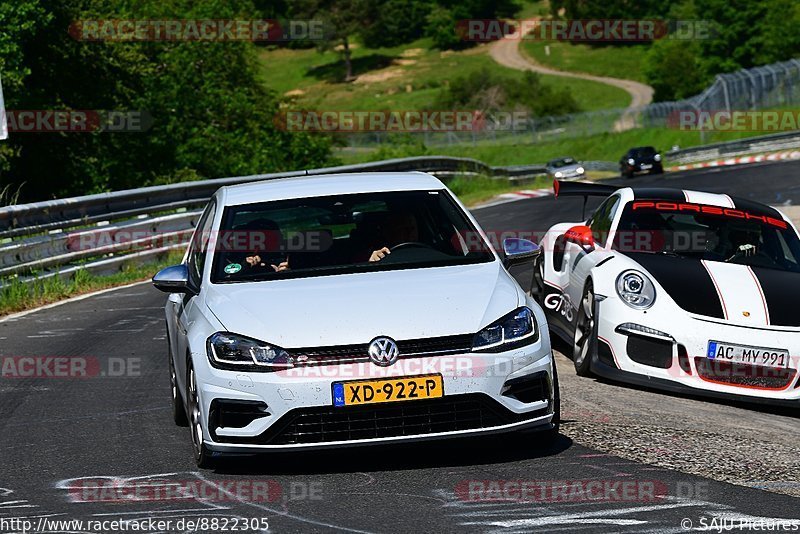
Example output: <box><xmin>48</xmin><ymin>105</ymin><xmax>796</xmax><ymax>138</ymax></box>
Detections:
<box><xmin>1</xmin><ymin>161</ymin><xmax>799</xmax><ymax>533</ymax></box>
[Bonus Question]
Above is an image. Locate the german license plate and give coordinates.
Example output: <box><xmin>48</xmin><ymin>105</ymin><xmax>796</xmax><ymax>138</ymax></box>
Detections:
<box><xmin>641</xmin><ymin>163</ymin><xmax>653</xmax><ymax>170</ymax></box>
<box><xmin>332</xmin><ymin>375</ymin><xmax>444</xmax><ymax>407</ymax></box>
<box><xmin>707</xmin><ymin>341</ymin><xmax>789</xmax><ymax>368</ymax></box>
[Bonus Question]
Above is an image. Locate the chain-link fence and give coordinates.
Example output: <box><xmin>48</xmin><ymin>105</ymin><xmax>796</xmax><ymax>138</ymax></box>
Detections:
<box><xmin>340</xmin><ymin>59</ymin><xmax>800</xmax><ymax>148</ymax></box>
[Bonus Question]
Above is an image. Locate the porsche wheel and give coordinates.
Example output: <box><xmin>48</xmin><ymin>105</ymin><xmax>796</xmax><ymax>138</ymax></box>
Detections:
<box><xmin>572</xmin><ymin>282</ymin><xmax>596</xmax><ymax>376</ymax></box>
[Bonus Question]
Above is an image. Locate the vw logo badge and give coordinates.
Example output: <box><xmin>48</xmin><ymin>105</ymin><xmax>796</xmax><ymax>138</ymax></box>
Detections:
<box><xmin>368</xmin><ymin>337</ymin><xmax>399</xmax><ymax>367</ymax></box>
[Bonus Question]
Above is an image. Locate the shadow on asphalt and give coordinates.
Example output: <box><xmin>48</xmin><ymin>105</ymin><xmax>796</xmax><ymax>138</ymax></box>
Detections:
<box><xmin>212</xmin><ymin>433</ymin><xmax>574</xmax><ymax>476</ymax></box>
<box><xmin>550</xmin><ymin>334</ymin><xmax>799</xmax><ymax>419</ymax></box>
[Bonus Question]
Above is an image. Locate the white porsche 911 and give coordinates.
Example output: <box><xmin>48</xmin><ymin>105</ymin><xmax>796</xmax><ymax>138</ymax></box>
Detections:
<box><xmin>153</xmin><ymin>172</ymin><xmax>558</xmax><ymax>467</ymax></box>
<box><xmin>535</xmin><ymin>180</ymin><xmax>800</xmax><ymax>407</ymax></box>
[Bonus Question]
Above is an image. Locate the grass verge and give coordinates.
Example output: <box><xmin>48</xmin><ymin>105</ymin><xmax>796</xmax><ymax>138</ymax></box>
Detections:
<box><xmin>520</xmin><ymin>40</ymin><xmax>651</xmax><ymax>84</ymax></box>
<box><xmin>445</xmin><ymin>173</ymin><xmax>551</xmax><ymax>206</ymax></box>
<box><xmin>0</xmin><ymin>251</ymin><xmax>183</xmax><ymax>318</ymax></box>
<box><xmin>260</xmin><ymin>37</ymin><xmax>631</xmax><ymax>113</ymax></box>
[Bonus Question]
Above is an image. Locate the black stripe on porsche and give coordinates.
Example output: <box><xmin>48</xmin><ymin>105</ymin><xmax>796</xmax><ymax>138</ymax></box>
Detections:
<box><xmin>624</xmin><ymin>252</ymin><xmax>725</xmax><ymax>319</ymax></box>
<box><xmin>750</xmin><ymin>267</ymin><xmax>800</xmax><ymax>327</ymax></box>
<box><xmin>631</xmin><ymin>188</ymin><xmax>686</xmax><ymax>202</ymax></box>
<box><xmin>728</xmin><ymin>196</ymin><xmax>782</xmax><ymax>219</ymax></box>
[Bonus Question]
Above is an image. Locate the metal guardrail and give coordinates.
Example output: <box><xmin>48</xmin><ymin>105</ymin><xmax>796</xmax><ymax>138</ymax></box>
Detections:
<box><xmin>0</xmin><ymin>156</ymin><xmax>548</xmax><ymax>287</ymax></box>
<box><xmin>666</xmin><ymin>131</ymin><xmax>800</xmax><ymax>164</ymax></box>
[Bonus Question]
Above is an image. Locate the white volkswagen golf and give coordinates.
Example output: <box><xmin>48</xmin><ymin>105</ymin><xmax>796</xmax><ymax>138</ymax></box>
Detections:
<box><xmin>153</xmin><ymin>172</ymin><xmax>557</xmax><ymax>467</ymax></box>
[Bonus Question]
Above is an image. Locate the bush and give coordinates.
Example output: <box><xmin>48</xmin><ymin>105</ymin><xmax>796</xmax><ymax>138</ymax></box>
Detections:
<box><xmin>435</xmin><ymin>68</ymin><xmax>581</xmax><ymax>116</ymax></box>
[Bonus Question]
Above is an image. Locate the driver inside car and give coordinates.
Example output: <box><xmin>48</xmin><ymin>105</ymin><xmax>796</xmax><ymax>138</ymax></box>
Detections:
<box><xmin>367</xmin><ymin>211</ymin><xmax>420</xmax><ymax>262</ymax></box>
<box><xmin>234</xmin><ymin>218</ymin><xmax>289</xmax><ymax>272</ymax></box>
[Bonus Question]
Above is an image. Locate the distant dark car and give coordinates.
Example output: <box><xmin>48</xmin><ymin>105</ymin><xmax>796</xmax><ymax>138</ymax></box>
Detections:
<box><xmin>620</xmin><ymin>146</ymin><xmax>663</xmax><ymax>178</ymax></box>
<box><xmin>546</xmin><ymin>156</ymin><xmax>585</xmax><ymax>181</ymax></box>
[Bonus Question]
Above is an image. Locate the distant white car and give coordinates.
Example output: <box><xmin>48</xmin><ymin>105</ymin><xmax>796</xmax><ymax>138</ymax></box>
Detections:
<box><xmin>154</xmin><ymin>172</ymin><xmax>558</xmax><ymax>467</ymax></box>
<box><xmin>535</xmin><ymin>180</ymin><xmax>800</xmax><ymax>407</ymax></box>
<box><xmin>546</xmin><ymin>156</ymin><xmax>585</xmax><ymax>181</ymax></box>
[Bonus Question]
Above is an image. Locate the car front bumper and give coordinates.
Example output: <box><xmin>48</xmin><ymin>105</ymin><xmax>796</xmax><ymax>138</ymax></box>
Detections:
<box><xmin>595</xmin><ymin>296</ymin><xmax>800</xmax><ymax>405</ymax></box>
<box><xmin>192</xmin><ymin>341</ymin><xmax>556</xmax><ymax>452</ymax></box>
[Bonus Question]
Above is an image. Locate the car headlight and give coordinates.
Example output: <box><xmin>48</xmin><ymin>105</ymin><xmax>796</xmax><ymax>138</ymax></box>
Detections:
<box><xmin>554</xmin><ymin>171</ymin><xmax>563</xmax><ymax>178</ymax></box>
<box><xmin>654</xmin><ymin>153</ymin><xmax>662</xmax><ymax>162</ymax></box>
<box><xmin>616</xmin><ymin>270</ymin><xmax>656</xmax><ymax>309</ymax></box>
<box><xmin>576</xmin><ymin>166</ymin><xmax>585</xmax><ymax>174</ymax></box>
<box><xmin>627</xmin><ymin>158</ymin><xmax>635</xmax><ymax>165</ymax></box>
<box><xmin>207</xmin><ymin>332</ymin><xmax>293</xmax><ymax>371</ymax></box>
<box><xmin>473</xmin><ymin>307</ymin><xmax>537</xmax><ymax>352</ymax></box>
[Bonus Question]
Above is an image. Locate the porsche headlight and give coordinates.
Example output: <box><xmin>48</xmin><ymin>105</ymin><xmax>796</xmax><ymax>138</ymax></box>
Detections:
<box><xmin>576</xmin><ymin>166</ymin><xmax>585</xmax><ymax>174</ymax></box>
<box><xmin>554</xmin><ymin>171</ymin><xmax>563</xmax><ymax>178</ymax></box>
<box><xmin>473</xmin><ymin>307</ymin><xmax>537</xmax><ymax>352</ymax></box>
<box><xmin>627</xmin><ymin>158</ymin><xmax>635</xmax><ymax>165</ymax></box>
<box><xmin>616</xmin><ymin>270</ymin><xmax>656</xmax><ymax>309</ymax></box>
<box><xmin>654</xmin><ymin>153</ymin><xmax>662</xmax><ymax>162</ymax></box>
<box><xmin>207</xmin><ymin>332</ymin><xmax>293</xmax><ymax>371</ymax></box>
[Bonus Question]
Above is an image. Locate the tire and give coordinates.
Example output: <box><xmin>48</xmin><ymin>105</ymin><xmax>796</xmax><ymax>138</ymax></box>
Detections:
<box><xmin>169</xmin><ymin>346</ymin><xmax>188</xmax><ymax>427</ymax></box>
<box><xmin>572</xmin><ymin>282</ymin><xmax>596</xmax><ymax>377</ymax></box>
<box><xmin>187</xmin><ymin>362</ymin><xmax>216</xmax><ymax>469</ymax></box>
<box><xmin>542</xmin><ymin>359</ymin><xmax>561</xmax><ymax>442</ymax></box>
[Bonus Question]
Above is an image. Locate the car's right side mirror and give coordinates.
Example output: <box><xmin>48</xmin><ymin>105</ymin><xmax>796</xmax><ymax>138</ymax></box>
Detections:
<box><xmin>564</xmin><ymin>225</ymin><xmax>595</xmax><ymax>250</ymax></box>
<box><xmin>152</xmin><ymin>264</ymin><xmax>195</xmax><ymax>294</ymax></box>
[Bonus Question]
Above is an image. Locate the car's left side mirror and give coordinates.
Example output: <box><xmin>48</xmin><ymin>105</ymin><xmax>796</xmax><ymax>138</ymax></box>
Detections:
<box><xmin>152</xmin><ymin>264</ymin><xmax>195</xmax><ymax>294</ymax></box>
<box><xmin>502</xmin><ymin>238</ymin><xmax>541</xmax><ymax>269</ymax></box>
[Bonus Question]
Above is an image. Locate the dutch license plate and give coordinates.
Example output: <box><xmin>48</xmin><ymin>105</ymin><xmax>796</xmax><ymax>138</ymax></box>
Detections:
<box><xmin>332</xmin><ymin>375</ymin><xmax>444</xmax><ymax>407</ymax></box>
<box><xmin>707</xmin><ymin>340</ymin><xmax>790</xmax><ymax>368</ymax></box>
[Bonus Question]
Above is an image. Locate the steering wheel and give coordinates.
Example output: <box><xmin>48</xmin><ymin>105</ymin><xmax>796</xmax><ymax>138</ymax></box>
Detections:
<box><xmin>390</xmin><ymin>242</ymin><xmax>433</xmax><ymax>252</ymax></box>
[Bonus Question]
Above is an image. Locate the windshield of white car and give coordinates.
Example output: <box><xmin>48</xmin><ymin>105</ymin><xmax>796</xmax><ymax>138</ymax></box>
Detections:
<box><xmin>612</xmin><ymin>201</ymin><xmax>800</xmax><ymax>273</ymax></box>
<box><xmin>210</xmin><ymin>190</ymin><xmax>495</xmax><ymax>282</ymax></box>
<box><xmin>550</xmin><ymin>157</ymin><xmax>576</xmax><ymax>167</ymax></box>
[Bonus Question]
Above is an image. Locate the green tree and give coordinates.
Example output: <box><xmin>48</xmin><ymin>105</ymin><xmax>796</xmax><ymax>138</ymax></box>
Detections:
<box><xmin>426</xmin><ymin>0</ymin><xmax>521</xmax><ymax>50</ymax></box>
<box><xmin>644</xmin><ymin>39</ymin><xmax>707</xmax><ymax>101</ymax></box>
<box><xmin>291</xmin><ymin>0</ymin><xmax>374</xmax><ymax>81</ymax></box>
<box><xmin>360</xmin><ymin>0</ymin><xmax>433</xmax><ymax>48</ymax></box>
<box><xmin>0</xmin><ymin>0</ymin><xmax>331</xmax><ymax>201</ymax></box>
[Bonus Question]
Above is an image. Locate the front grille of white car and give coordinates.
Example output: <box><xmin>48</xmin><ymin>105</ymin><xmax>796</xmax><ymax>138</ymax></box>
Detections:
<box><xmin>286</xmin><ymin>334</ymin><xmax>475</xmax><ymax>366</ymax></box>
<box><xmin>694</xmin><ymin>358</ymin><xmax>796</xmax><ymax>390</ymax></box>
<box><xmin>215</xmin><ymin>393</ymin><xmax>549</xmax><ymax>445</ymax></box>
